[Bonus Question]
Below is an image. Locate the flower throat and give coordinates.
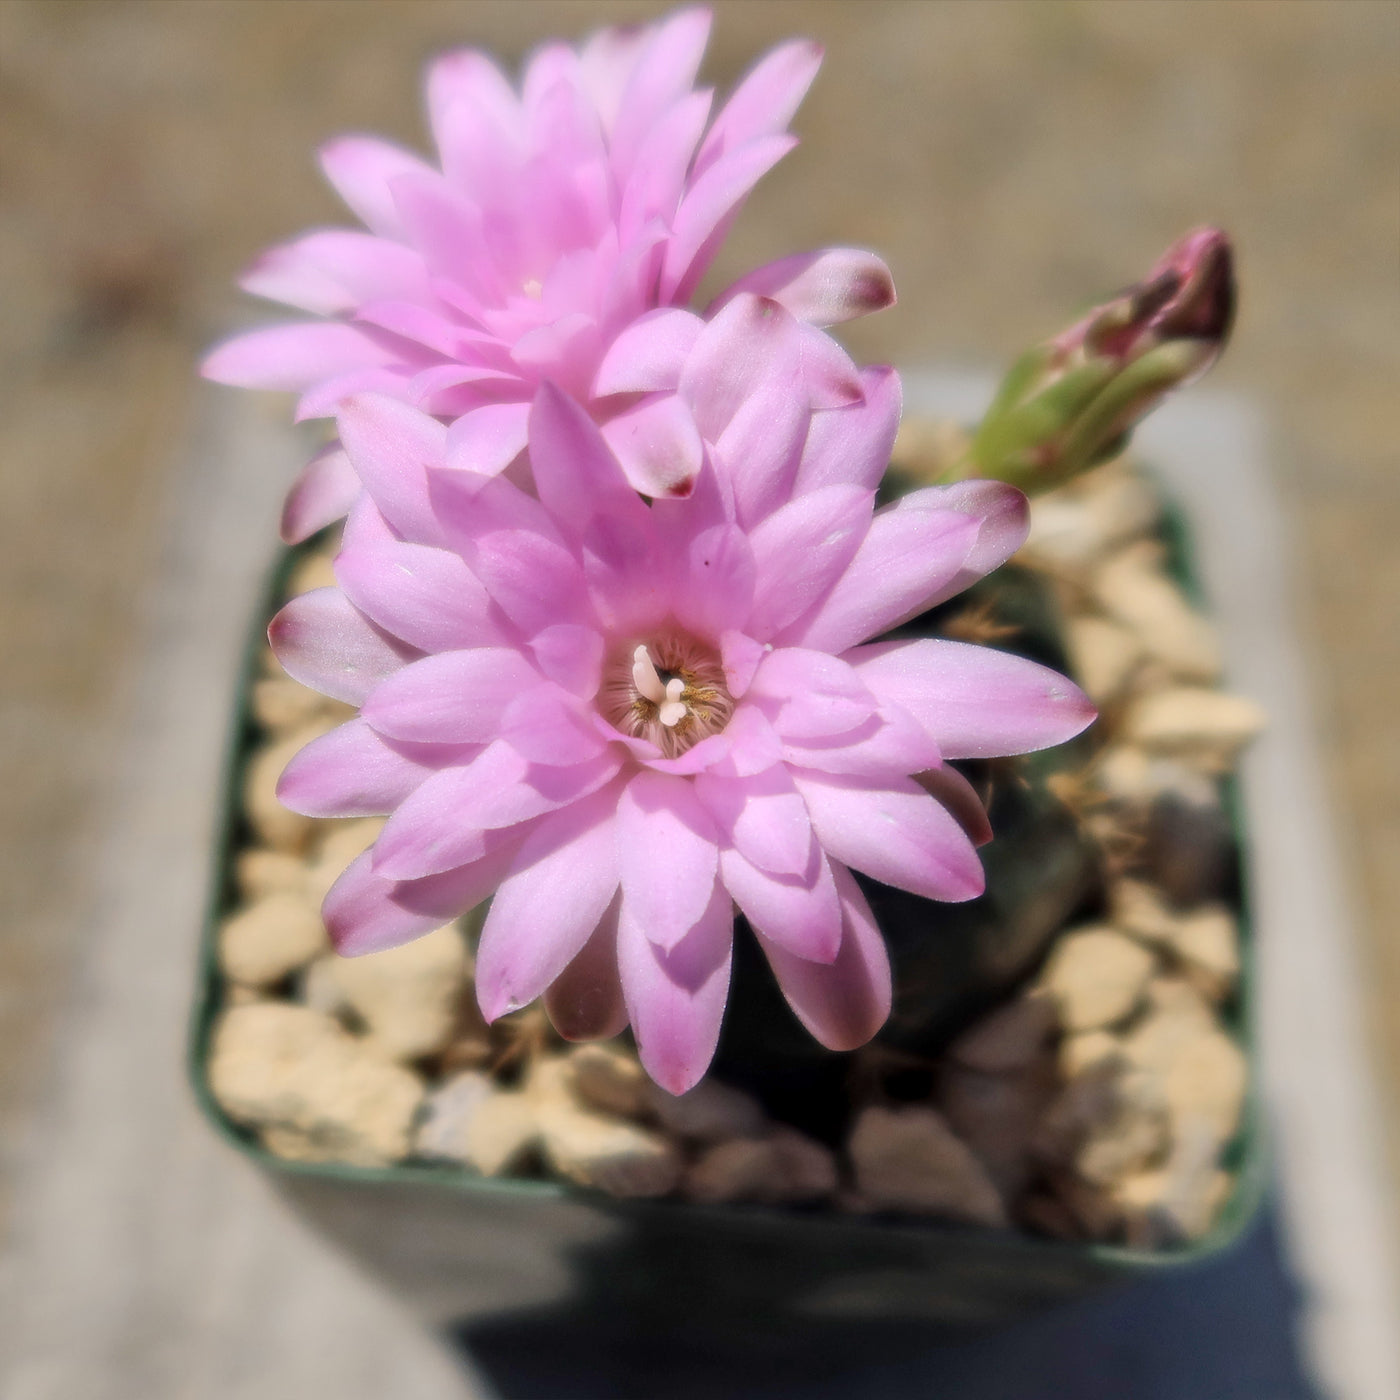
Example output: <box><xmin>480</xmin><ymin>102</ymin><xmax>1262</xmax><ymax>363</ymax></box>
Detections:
<box><xmin>599</xmin><ymin>633</ymin><xmax>734</xmax><ymax>759</ymax></box>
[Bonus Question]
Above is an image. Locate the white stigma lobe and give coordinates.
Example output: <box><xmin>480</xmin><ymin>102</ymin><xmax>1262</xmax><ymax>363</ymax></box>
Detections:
<box><xmin>658</xmin><ymin>678</ymin><xmax>688</xmax><ymax>728</ymax></box>
<box><xmin>632</xmin><ymin>645</ymin><xmax>667</xmax><ymax>704</ymax></box>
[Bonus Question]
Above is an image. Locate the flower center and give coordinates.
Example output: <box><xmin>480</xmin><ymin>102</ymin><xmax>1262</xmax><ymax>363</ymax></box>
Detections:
<box><xmin>599</xmin><ymin>634</ymin><xmax>734</xmax><ymax>758</ymax></box>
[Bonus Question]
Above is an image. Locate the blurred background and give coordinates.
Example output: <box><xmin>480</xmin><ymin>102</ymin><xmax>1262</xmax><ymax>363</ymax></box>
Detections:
<box><xmin>1</xmin><ymin>0</ymin><xmax>1396</xmax><ymax>1390</ymax></box>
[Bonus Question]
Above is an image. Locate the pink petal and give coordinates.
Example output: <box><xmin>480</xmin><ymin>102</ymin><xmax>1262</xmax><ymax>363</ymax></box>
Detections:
<box><xmin>425</xmin><ymin>48</ymin><xmax>521</xmax><ymax>186</ymax></box>
<box><xmin>744</xmin><ymin>484</ymin><xmax>873</xmax><ymax>639</ymax></box>
<box><xmin>367</xmin><ymin>747</ymin><xmax>520</xmax><ymax>879</ymax></box>
<box><xmin>241</xmin><ymin>230</ymin><xmax>430</xmax><ymax>316</ymax></box>
<box><xmin>919</xmin><ymin>764</ymin><xmax>993</xmax><ymax>849</ymax></box>
<box><xmin>779</xmin><ymin>703</ymin><xmax>941</xmax><ymax>779</ymax></box>
<box><xmin>390</xmin><ymin>173</ymin><xmax>502</xmax><ymax>305</ymax></box>
<box><xmin>580</xmin><ymin>511</ymin><xmax>670</xmax><ymax>636</ymax></box>
<box><xmin>797</xmin><ymin>324</ymin><xmax>865</xmax><ymax>408</ymax></box>
<box><xmin>608</xmin><ymin>7</ymin><xmax>713</xmax><ymax>181</ymax></box>
<box><xmin>524</xmin><ymin>44</ymin><xmax>603</xmax><ymax>164</ymax></box>
<box><xmin>676</xmin><ymin>293</ymin><xmax>800</xmax><ymax>443</ymax></box>
<box><xmin>544</xmin><ymin>897</ymin><xmax>629</xmax><ymax>1041</ymax></box>
<box><xmin>758</xmin><ymin>861</ymin><xmax>891</xmax><ymax>1050</ymax></box>
<box><xmin>618</xmin><ymin>882</ymin><xmax>733</xmax><ymax>1095</ymax></box>
<box><xmin>361</xmin><ymin>648</ymin><xmax>539</xmax><ymax>744</ymax></box>
<box><xmin>720</xmin><ymin>629</ymin><xmax>767</xmax><ymax>699</ymax></box>
<box><xmin>598</xmin><ymin>217</ymin><xmax>668</xmax><ymax>328</ymax></box>
<box><xmin>720</xmin><ymin>706</ymin><xmax>786</xmax><ymax>776</ymax></box>
<box><xmin>268</xmin><ymin>587</ymin><xmax>415</xmax><ymax>704</ymax></box>
<box><xmin>579</xmin><ymin>25</ymin><xmax>647</xmax><ymax>135</ymax></box>
<box><xmin>531</xmin><ymin>248</ymin><xmax>601</xmax><ymax>326</ymax></box>
<box><xmin>335</xmin><ymin>511</ymin><xmax>510</xmax><ymax>653</ymax></box>
<box><xmin>475</xmin><ymin>784</ymin><xmax>624</xmax><ymax>1020</ymax></box>
<box><xmin>293</xmin><ymin>364</ymin><xmax>419</xmax><ymax>423</ymax></box>
<box><xmin>444</xmin><ymin>400</ymin><xmax>531</xmax><ymax>476</ymax></box>
<box><xmin>528</xmin><ymin>382</ymin><xmax>652</xmax><ymax>522</ymax></box>
<box><xmin>847</xmin><ymin>639</ymin><xmax>1096</xmax><ymax>758</ymax></box>
<box><xmin>618</xmin><ymin>770</ymin><xmax>721</xmax><ymax>951</ymax></box>
<box><xmin>318</xmin><ymin>135</ymin><xmax>435</xmax><ymax>240</ymax></box>
<box><xmin>671</xmin><ymin>523</ymin><xmax>757</xmax><ymax>643</ymax></box>
<box><xmin>718</xmin><ymin>843</ymin><xmax>841</xmax><ymax>963</ymax></box>
<box><xmin>907</xmin><ymin>480</ymin><xmax>1031</xmax><ymax>607</ymax></box>
<box><xmin>510</xmin><ymin>313</ymin><xmax>599</xmax><ymax>394</ymax></box>
<box><xmin>617</xmin><ymin>87</ymin><xmax>713</xmax><ymax>243</ymax></box>
<box><xmin>795</xmin><ymin>366</ymin><xmax>903</xmax><ymax>494</ymax></box>
<box><xmin>430</xmin><ymin>472</ymin><xmax>590</xmax><ymax>634</ymax></box>
<box><xmin>373</xmin><ymin>743</ymin><xmax>622</xmax><ymax>881</ymax></box>
<box><xmin>425</xmin><ymin>377</ymin><xmax>531</xmax><ymax>421</ymax></box>
<box><xmin>275</xmin><ymin>718</ymin><xmax>454</xmax><ymax>818</ymax></box>
<box><xmin>793</xmin><ymin>770</ymin><xmax>986</xmax><ymax>902</ymax></box>
<box><xmin>713</xmin><ymin>247</ymin><xmax>896</xmax><ymax>328</ymax></box>
<box><xmin>783</xmin><ymin>508</ymin><xmax>981</xmax><ymax>655</ymax></box>
<box><xmin>599</xmin><ymin>392</ymin><xmax>704</xmax><ymax>499</ymax></box>
<box><xmin>694</xmin><ymin>766</ymin><xmax>812</xmax><ymax>877</ymax></box>
<box><xmin>714</xmin><ymin>352</ymin><xmax>809</xmax><ymax>526</ymax></box>
<box><xmin>281</xmin><ymin>442</ymin><xmax>361</xmax><ymax>544</ymax></box>
<box><xmin>238</xmin><ymin>244</ymin><xmax>347</xmax><ymax>317</ymax></box>
<box><xmin>325</xmin><ymin>839</ymin><xmax>521</xmax><ymax>957</ymax></box>
<box><xmin>747</xmin><ymin>648</ymin><xmax>878</xmax><ymax>742</ymax></box>
<box><xmin>695</xmin><ymin>38</ymin><xmax>822</xmax><ymax>174</ymax></box>
<box><xmin>337</xmin><ymin>392</ymin><xmax>449</xmax><ymax>544</ymax></box>
<box><xmin>529</xmin><ymin>624</ymin><xmax>604</xmax><ymax>699</ymax></box>
<box><xmin>354</xmin><ymin>298</ymin><xmax>471</xmax><ymax>359</ymax></box>
<box><xmin>660</xmin><ymin>134</ymin><xmax>798</xmax><ymax>303</ymax></box>
<box><xmin>593</xmin><ymin>308</ymin><xmax>703</xmax><ymax>396</ymax></box>
<box><xmin>201</xmin><ymin>322</ymin><xmax>388</xmax><ymax>392</ymax></box>
<box><xmin>500</xmin><ymin>684</ymin><xmax>609</xmax><ymax>765</ymax></box>
<box><xmin>672</xmin><ymin>703</ymin><xmax>783</xmax><ymax>780</ymax></box>
<box><xmin>647</xmin><ymin>437</ymin><xmax>735</xmax><ymax>555</ymax></box>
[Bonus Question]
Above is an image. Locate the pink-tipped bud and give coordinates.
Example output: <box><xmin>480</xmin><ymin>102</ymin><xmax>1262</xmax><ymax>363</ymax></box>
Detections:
<box><xmin>1052</xmin><ymin>227</ymin><xmax>1234</xmax><ymax>371</ymax></box>
<box><xmin>970</xmin><ymin>228</ymin><xmax>1236</xmax><ymax>492</ymax></box>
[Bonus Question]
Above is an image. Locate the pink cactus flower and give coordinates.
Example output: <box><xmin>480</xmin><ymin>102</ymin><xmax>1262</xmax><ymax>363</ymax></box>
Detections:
<box><xmin>202</xmin><ymin>7</ymin><xmax>894</xmax><ymax>542</ymax></box>
<box><xmin>269</xmin><ymin>305</ymin><xmax>1094</xmax><ymax>1093</ymax></box>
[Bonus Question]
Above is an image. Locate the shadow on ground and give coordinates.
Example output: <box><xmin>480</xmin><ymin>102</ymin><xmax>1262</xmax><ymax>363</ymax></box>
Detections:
<box><xmin>451</xmin><ymin>1200</ymin><xmax>1317</xmax><ymax>1399</ymax></box>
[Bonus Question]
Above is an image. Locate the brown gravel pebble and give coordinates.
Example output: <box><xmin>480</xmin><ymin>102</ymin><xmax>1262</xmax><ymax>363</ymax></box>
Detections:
<box><xmin>947</xmin><ymin>990</ymin><xmax>1058</xmax><ymax>1073</ymax></box>
<box><xmin>1041</xmin><ymin>926</ymin><xmax>1156</xmax><ymax>1032</ymax></box>
<box><xmin>648</xmin><ymin>1078</ymin><xmax>767</xmax><ymax>1143</ymax></box>
<box><xmin>566</xmin><ymin>1043</ymin><xmax>651</xmax><ymax>1119</ymax></box>
<box><xmin>314</xmin><ymin>924</ymin><xmax>470</xmax><ymax>1062</ymax></box>
<box><xmin>209</xmin><ymin>1003</ymin><xmax>423</xmax><ymax>1168</ymax></box>
<box><xmin>233</xmin><ymin>848</ymin><xmax>307</xmax><ymax>903</ymax></box>
<box><xmin>537</xmin><ymin>1105</ymin><xmax>681</xmax><ymax>1198</ymax></box>
<box><xmin>848</xmin><ymin>1106</ymin><xmax>1007</xmax><ymax>1226</ymax></box>
<box><xmin>218</xmin><ymin>891</ymin><xmax>327</xmax><ymax>988</ymax></box>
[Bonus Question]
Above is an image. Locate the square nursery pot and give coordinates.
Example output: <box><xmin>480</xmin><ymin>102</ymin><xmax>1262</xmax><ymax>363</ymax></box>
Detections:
<box><xmin>188</xmin><ymin>413</ymin><xmax>1268</xmax><ymax>1354</ymax></box>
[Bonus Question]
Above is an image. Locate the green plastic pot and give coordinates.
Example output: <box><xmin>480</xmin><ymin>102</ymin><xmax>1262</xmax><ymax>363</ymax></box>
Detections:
<box><xmin>187</xmin><ymin>489</ymin><xmax>1267</xmax><ymax>1335</ymax></box>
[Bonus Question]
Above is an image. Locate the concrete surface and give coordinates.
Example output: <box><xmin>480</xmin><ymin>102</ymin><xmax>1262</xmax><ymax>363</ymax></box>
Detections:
<box><xmin>2</xmin><ymin>2</ymin><xmax>1397</xmax><ymax>1396</ymax></box>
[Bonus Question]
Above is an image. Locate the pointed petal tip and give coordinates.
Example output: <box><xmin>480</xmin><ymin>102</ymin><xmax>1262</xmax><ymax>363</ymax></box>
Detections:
<box><xmin>272</xmin><ymin>763</ymin><xmax>309</xmax><ymax>817</ymax></box>
<box><xmin>199</xmin><ymin>337</ymin><xmax>261</xmax><ymax>387</ymax></box>
<box><xmin>945</xmin><ymin>861</ymin><xmax>987</xmax><ymax>904</ymax></box>
<box><xmin>475</xmin><ymin>983</ymin><xmax>518</xmax><ymax>1025</ymax></box>
<box><xmin>647</xmin><ymin>1058</ymin><xmax>707</xmax><ymax>1098</ymax></box>
<box><xmin>715</xmin><ymin>248</ymin><xmax>896</xmax><ymax>327</ymax></box>
<box><xmin>323</xmin><ymin>896</ymin><xmax>393</xmax><ymax>959</ymax></box>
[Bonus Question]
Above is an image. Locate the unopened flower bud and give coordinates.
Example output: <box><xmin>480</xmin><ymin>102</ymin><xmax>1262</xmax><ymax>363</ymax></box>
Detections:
<box><xmin>968</xmin><ymin>228</ymin><xmax>1235</xmax><ymax>492</ymax></box>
